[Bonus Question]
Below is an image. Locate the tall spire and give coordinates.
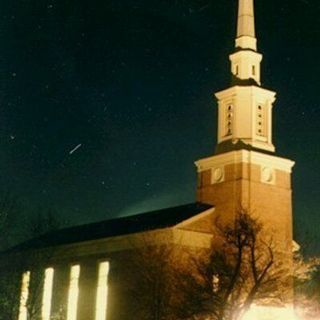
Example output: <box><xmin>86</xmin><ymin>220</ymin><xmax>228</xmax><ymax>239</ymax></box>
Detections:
<box><xmin>213</xmin><ymin>0</ymin><xmax>276</xmax><ymax>153</ymax></box>
<box><xmin>229</xmin><ymin>0</ymin><xmax>261</xmax><ymax>84</ymax></box>
<box><xmin>237</xmin><ymin>0</ymin><xmax>255</xmax><ymax>38</ymax></box>
<box><xmin>236</xmin><ymin>0</ymin><xmax>257</xmax><ymax>51</ymax></box>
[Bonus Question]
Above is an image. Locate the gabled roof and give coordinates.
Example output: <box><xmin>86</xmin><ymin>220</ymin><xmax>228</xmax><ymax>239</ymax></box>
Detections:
<box><xmin>9</xmin><ymin>202</ymin><xmax>213</xmax><ymax>252</ymax></box>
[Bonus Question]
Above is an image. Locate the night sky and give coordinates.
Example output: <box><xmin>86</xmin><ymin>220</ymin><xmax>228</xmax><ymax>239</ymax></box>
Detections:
<box><xmin>0</xmin><ymin>0</ymin><xmax>319</xmax><ymax>251</ymax></box>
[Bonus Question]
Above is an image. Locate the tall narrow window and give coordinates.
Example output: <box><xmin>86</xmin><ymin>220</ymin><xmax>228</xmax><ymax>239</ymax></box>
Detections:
<box><xmin>252</xmin><ymin>65</ymin><xmax>256</xmax><ymax>76</ymax></box>
<box><xmin>225</xmin><ymin>105</ymin><xmax>233</xmax><ymax>136</ymax></box>
<box><xmin>256</xmin><ymin>105</ymin><xmax>266</xmax><ymax>137</ymax></box>
<box><xmin>67</xmin><ymin>265</ymin><xmax>80</xmax><ymax>320</ymax></box>
<box><xmin>235</xmin><ymin>65</ymin><xmax>239</xmax><ymax>76</ymax></box>
<box><xmin>18</xmin><ymin>271</ymin><xmax>31</xmax><ymax>320</ymax></box>
<box><xmin>42</xmin><ymin>268</ymin><xmax>54</xmax><ymax>320</ymax></box>
<box><xmin>95</xmin><ymin>261</ymin><xmax>110</xmax><ymax>320</ymax></box>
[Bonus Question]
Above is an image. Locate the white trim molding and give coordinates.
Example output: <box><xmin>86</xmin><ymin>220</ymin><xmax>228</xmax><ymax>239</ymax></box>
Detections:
<box><xmin>195</xmin><ymin>150</ymin><xmax>295</xmax><ymax>173</ymax></box>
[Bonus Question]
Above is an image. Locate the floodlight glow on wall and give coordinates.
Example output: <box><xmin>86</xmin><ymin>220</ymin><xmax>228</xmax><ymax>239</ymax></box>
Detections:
<box><xmin>41</xmin><ymin>268</ymin><xmax>54</xmax><ymax>320</ymax></box>
<box><xmin>95</xmin><ymin>261</ymin><xmax>110</xmax><ymax>320</ymax></box>
<box><xmin>18</xmin><ymin>271</ymin><xmax>31</xmax><ymax>320</ymax></box>
<box><xmin>67</xmin><ymin>265</ymin><xmax>80</xmax><ymax>320</ymax></box>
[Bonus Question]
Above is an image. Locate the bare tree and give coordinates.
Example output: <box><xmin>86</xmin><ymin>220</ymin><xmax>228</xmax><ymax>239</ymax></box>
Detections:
<box><xmin>294</xmin><ymin>252</ymin><xmax>320</xmax><ymax>319</ymax></box>
<box><xmin>25</xmin><ymin>207</ymin><xmax>64</xmax><ymax>240</ymax></box>
<box><xmin>0</xmin><ymin>192</ymin><xmax>25</xmax><ymax>320</ymax></box>
<box><xmin>0</xmin><ymin>205</ymin><xmax>65</xmax><ymax>320</ymax></box>
<box><xmin>174</xmin><ymin>210</ymin><xmax>296</xmax><ymax>320</ymax></box>
<box><xmin>124</xmin><ymin>234</ymin><xmax>197</xmax><ymax>320</ymax></box>
<box><xmin>23</xmin><ymin>210</ymin><xmax>64</xmax><ymax>320</ymax></box>
<box><xmin>0</xmin><ymin>191</ymin><xmax>22</xmax><ymax>251</ymax></box>
<box><xmin>122</xmin><ymin>211</ymin><xmax>303</xmax><ymax>320</ymax></box>
<box><xmin>0</xmin><ymin>258</ymin><xmax>21</xmax><ymax>320</ymax></box>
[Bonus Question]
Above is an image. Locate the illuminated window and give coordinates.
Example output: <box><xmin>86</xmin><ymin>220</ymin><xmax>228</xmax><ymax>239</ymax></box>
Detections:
<box><xmin>225</xmin><ymin>105</ymin><xmax>233</xmax><ymax>136</ymax></box>
<box><xmin>42</xmin><ymin>268</ymin><xmax>54</xmax><ymax>320</ymax></box>
<box><xmin>95</xmin><ymin>261</ymin><xmax>110</xmax><ymax>320</ymax></box>
<box><xmin>18</xmin><ymin>271</ymin><xmax>31</xmax><ymax>320</ymax></box>
<box><xmin>67</xmin><ymin>265</ymin><xmax>80</xmax><ymax>320</ymax></box>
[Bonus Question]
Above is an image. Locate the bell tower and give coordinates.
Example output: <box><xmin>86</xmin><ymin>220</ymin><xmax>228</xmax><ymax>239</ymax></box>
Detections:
<box><xmin>217</xmin><ymin>0</ymin><xmax>275</xmax><ymax>153</ymax></box>
<box><xmin>195</xmin><ymin>0</ymin><xmax>295</xmax><ymax>248</ymax></box>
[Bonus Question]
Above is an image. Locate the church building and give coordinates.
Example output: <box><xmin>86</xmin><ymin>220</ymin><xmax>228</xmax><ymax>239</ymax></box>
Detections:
<box><xmin>7</xmin><ymin>0</ymin><xmax>296</xmax><ymax>319</ymax></box>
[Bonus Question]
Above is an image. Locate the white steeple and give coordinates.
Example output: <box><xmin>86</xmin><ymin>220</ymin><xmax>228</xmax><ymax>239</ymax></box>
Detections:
<box><xmin>196</xmin><ymin>3</ymin><xmax>295</xmax><ymax>315</ymax></box>
<box><xmin>214</xmin><ymin>0</ymin><xmax>276</xmax><ymax>153</ymax></box>
<box><xmin>230</xmin><ymin>0</ymin><xmax>262</xmax><ymax>85</ymax></box>
<box><xmin>236</xmin><ymin>0</ymin><xmax>256</xmax><ymax>50</ymax></box>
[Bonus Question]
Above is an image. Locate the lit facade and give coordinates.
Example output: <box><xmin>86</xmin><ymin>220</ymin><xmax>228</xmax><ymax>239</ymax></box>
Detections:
<box><xmin>10</xmin><ymin>204</ymin><xmax>214</xmax><ymax>320</ymax></box>
<box><xmin>8</xmin><ymin>0</ymin><xmax>296</xmax><ymax>319</ymax></box>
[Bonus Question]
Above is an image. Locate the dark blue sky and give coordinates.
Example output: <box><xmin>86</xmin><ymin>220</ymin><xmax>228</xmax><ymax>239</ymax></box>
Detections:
<box><xmin>0</xmin><ymin>0</ymin><xmax>319</xmax><ymax>251</ymax></box>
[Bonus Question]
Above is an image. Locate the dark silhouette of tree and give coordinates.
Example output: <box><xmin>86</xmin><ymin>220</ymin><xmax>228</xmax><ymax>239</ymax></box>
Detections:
<box><xmin>0</xmin><ymin>260</ymin><xmax>21</xmax><ymax>320</ymax></box>
<box><xmin>123</xmin><ymin>211</ymin><xmax>305</xmax><ymax>320</ymax></box>
<box><xmin>0</xmin><ymin>191</ymin><xmax>22</xmax><ymax>251</ymax></box>
<box><xmin>0</xmin><ymin>202</ymin><xmax>65</xmax><ymax>320</ymax></box>
<box><xmin>174</xmin><ymin>210</ymin><xmax>298</xmax><ymax>320</ymax></box>
<box><xmin>0</xmin><ymin>192</ymin><xmax>24</xmax><ymax>320</ymax></box>
<box><xmin>294</xmin><ymin>253</ymin><xmax>320</xmax><ymax>319</ymax></box>
<box><xmin>24</xmin><ymin>207</ymin><xmax>64</xmax><ymax>240</ymax></box>
<box><xmin>125</xmin><ymin>235</ymin><xmax>188</xmax><ymax>320</ymax></box>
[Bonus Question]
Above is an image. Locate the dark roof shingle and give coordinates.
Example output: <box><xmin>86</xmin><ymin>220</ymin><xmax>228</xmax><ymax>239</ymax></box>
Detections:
<box><xmin>9</xmin><ymin>202</ymin><xmax>213</xmax><ymax>252</ymax></box>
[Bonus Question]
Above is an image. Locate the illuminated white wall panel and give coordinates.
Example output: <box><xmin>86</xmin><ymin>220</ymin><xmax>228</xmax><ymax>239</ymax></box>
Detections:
<box><xmin>41</xmin><ymin>268</ymin><xmax>54</xmax><ymax>320</ymax></box>
<box><xmin>18</xmin><ymin>271</ymin><xmax>31</xmax><ymax>320</ymax></box>
<box><xmin>95</xmin><ymin>261</ymin><xmax>110</xmax><ymax>320</ymax></box>
<box><xmin>67</xmin><ymin>265</ymin><xmax>80</xmax><ymax>320</ymax></box>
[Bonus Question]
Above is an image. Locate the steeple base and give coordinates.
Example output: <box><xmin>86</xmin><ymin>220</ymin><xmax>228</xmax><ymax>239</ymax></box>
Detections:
<box><xmin>195</xmin><ymin>150</ymin><xmax>294</xmax><ymax>247</ymax></box>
